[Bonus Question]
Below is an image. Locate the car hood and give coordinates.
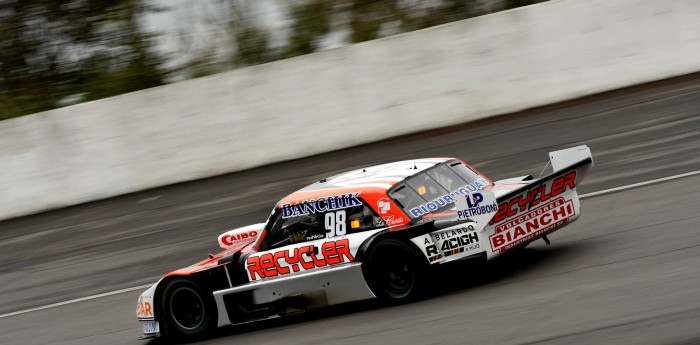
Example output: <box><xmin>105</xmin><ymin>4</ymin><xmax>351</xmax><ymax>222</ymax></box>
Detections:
<box><xmin>163</xmin><ymin>241</ymin><xmax>252</xmax><ymax>278</ymax></box>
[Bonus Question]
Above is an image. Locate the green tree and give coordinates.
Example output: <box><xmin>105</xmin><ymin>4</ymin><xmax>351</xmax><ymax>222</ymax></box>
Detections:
<box><xmin>222</xmin><ymin>0</ymin><xmax>274</xmax><ymax>67</ymax></box>
<box><xmin>235</xmin><ymin>25</ymin><xmax>271</xmax><ymax>66</ymax></box>
<box><xmin>0</xmin><ymin>0</ymin><xmax>166</xmax><ymax>119</ymax></box>
<box><xmin>394</xmin><ymin>0</ymin><xmax>478</xmax><ymax>33</ymax></box>
<box><xmin>347</xmin><ymin>0</ymin><xmax>402</xmax><ymax>43</ymax></box>
<box><xmin>0</xmin><ymin>1</ymin><xmax>67</xmax><ymax>118</ymax></box>
<box><xmin>285</xmin><ymin>0</ymin><xmax>332</xmax><ymax>57</ymax></box>
<box><xmin>504</xmin><ymin>0</ymin><xmax>548</xmax><ymax>9</ymax></box>
<box><xmin>178</xmin><ymin>0</ymin><xmax>274</xmax><ymax>75</ymax></box>
<box><xmin>344</xmin><ymin>0</ymin><xmax>478</xmax><ymax>44</ymax></box>
<box><xmin>75</xmin><ymin>1</ymin><xmax>165</xmax><ymax>100</ymax></box>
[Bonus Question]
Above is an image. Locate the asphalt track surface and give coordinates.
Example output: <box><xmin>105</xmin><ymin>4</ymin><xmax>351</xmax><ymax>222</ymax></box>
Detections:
<box><xmin>2</xmin><ymin>73</ymin><xmax>700</xmax><ymax>345</ymax></box>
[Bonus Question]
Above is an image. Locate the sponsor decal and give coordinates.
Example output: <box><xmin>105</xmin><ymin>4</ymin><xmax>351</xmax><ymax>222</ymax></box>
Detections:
<box><xmin>489</xmin><ymin>197</ymin><xmax>575</xmax><ymax>252</ymax></box>
<box><xmin>136</xmin><ymin>296</ymin><xmax>153</xmax><ymax>319</ymax></box>
<box><xmin>377</xmin><ymin>197</ymin><xmax>392</xmax><ymax>215</ymax></box>
<box><xmin>455</xmin><ymin>191</ymin><xmax>498</xmax><ymax>226</ymax></box>
<box><xmin>246</xmin><ymin>239</ymin><xmax>355</xmax><ymax>280</ymax></box>
<box><xmin>282</xmin><ymin>193</ymin><xmax>362</xmax><ymax>219</ymax></box>
<box><xmin>423</xmin><ymin>239</ymin><xmax>442</xmax><ymax>262</ymax></box>
<box><xmin>410</xmin><ymin>234</ymin><xmax>442</xmax><ymax>263</ymax></box>
<box><xmin>490</xmin><ymin>171</ymin><xmax>577</xmax><ymax>225</ymax></box>
<box><xmin>305</xmin><ymin>234</ymin><xmax>325</xmax><ymax>241</ymax></box>
<box><xmin>221</xmin><ymin>230</ymin><xmax>258</xmax><ymax>247</ymax></box>
<box><xmin>409</xmin><ymin>178</ymin><xmax>489</xmax><ymax>218</ymax></box>
<box><xmin>432</xmin><ymin>225</ymin><xmax>481</xmax><ymax>257</ymax></box>
<box><xmin>411</xmin><ymin>225</ymin><xmax>482</xmax><ymax>263</ymax></box>
<box><xmin>457</xmin><ymin>193</ymin><xmax>497</xmax><ymax>219</ymax></box>
<box><xmin>382</xmin><ymin>215</ymin><xmax>404</xmax><ymax>226</ymax></box>
<box><xmin>375</xmin><ymin>217</ymin><xmax>386</xmax><ymax>226</ymax></box>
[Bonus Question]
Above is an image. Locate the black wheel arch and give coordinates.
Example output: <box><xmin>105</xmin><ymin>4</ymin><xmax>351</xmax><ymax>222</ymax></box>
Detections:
<box><xmin>355</xmin><ymin>221</ymin><xmax>437</xmax><ymax>265</ymax></box>
<box><xmin>152</xmin><ymin>263</ymin><xmax>237</xmax><ymax>337</ymax></box>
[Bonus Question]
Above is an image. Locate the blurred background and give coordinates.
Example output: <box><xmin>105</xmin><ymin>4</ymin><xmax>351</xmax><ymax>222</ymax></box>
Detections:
<box><xmin>0</xmin><ymin>0</ymin><xmax>545</xmax><ymax>120</ymax></box>
<box><xmin>2</xmin><ymin>1</ymin><xmax>700</xmax><ymax>344</ymax></box>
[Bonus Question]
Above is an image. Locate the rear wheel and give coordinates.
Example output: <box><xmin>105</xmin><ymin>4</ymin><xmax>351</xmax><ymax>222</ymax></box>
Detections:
<box><xmin>363</xmin><ymin>240</ymin><xmax>426</xmax><ymax>303</ymax></box>
<box><xmin>162</xmin><ymin>278</ymin><xmax>216</xmax><ymax>339</ymax></box>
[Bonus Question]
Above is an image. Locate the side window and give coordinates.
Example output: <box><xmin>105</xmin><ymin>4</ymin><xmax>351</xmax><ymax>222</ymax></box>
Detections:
<box><xmin>261</xmin><ymin>200</ymin><xmax>383</xmax><ymax>250</ymax></box>
<box><xmin>342</xmin><ymin>203</ymin><xmax>384</xmax><ymax>232</ymax></box>
<box><xmin>262</xmin><ymin>212</ymin><xmax>325</xmax><ymax>250</ymax></box>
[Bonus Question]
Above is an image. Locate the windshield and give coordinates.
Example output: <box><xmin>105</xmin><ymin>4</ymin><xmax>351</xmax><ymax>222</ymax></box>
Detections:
<box><xmin>388</xmin><ymin>161</ymin><xmax>490</xmax><ymax>219</ymax></box>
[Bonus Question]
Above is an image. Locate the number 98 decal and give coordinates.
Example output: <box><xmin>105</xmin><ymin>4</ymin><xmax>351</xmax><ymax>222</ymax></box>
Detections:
<box><xmin>325</xmin><ymin>210</ymin><xmax>347</xmax><ymax>237</ymax></box>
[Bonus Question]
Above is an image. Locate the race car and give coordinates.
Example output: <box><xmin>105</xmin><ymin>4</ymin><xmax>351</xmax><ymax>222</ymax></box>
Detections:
<box><xmin>136</xmin><ymin>146</ymin><xmax>593</xmax><ymax>340</ymax></box>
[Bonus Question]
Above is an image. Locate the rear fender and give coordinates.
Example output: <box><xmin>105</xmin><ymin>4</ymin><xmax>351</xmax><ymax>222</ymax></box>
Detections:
<box><xmin>354</xmin><ymin>223</ymin><xmax>436</xmax><ymax>265</ymax></box>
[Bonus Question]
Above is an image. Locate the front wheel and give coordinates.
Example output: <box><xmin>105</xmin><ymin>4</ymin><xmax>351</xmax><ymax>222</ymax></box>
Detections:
<box><xmin>161</xmin><ymin>278</ymin><xmax>216</xmax><ymax>339</ymax></box>
<box><xmin>363</xmin><ymin>240</ymin><xmax>426</xmax><ymax>303</ymax></box>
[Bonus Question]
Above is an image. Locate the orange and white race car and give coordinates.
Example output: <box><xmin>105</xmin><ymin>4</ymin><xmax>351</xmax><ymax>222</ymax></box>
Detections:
<box><xmin>136</xmin><ymin>146</ymin><xmax>593</xmax><ymax>340</ymax></box>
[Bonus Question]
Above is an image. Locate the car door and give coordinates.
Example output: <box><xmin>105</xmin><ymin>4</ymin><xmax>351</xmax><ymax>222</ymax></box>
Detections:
<box><xmin>244</xmin><ymin>201</ymin><xmax>386</xmax><ymax>282</ymax></box>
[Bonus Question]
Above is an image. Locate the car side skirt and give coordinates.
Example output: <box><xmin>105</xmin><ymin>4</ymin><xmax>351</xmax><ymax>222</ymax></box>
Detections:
<box><xmin>213</xmin><ymin>263</ymin><xmax>375</xmax><ymax>327</ymax></box>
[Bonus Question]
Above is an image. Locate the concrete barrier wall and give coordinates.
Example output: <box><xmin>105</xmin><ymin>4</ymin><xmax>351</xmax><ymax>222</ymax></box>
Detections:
<box><xmin>2</xmin><ymin>0</ymin><xmax>700</xmax><ymax>221</ymax></box>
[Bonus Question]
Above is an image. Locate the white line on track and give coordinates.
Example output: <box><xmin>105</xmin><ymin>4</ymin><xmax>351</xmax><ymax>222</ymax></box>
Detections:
<box><xmin>2</xmin><ymin>169</ymin><xmax>699</xmax><ymax>320</ymax></box>
<box><xmin>579</xmin><ymin>170</ymin><xmax>700</xmax><ymax>199</ymax></box>
<box><xmin>0</xmin><ymin>284</ymin><xmax>152</xmax><ymax>319</ymax></box>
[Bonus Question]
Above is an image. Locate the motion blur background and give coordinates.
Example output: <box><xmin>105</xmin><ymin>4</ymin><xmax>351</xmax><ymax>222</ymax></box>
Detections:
<box><xmin>3</xmin><ymin>1</ymin><xmax>700</xmax><ymax>344</ymax></box>
<box><xmin>0</xmin><ymin>0</ymin><xmax>541</xmax><ymax>120</ymax></box>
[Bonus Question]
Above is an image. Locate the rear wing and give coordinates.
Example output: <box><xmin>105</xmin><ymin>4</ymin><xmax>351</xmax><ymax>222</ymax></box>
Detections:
<box><xmin>496</xmin><ymin>145</ymin><xmax>593</xmax><ymax>205</ymax></box>
<box><xmin>549</xmin><ymin>145</ymin><xmax>593</xmax><ymax>177</ymax></box>
<box><xmin>484</xmin><ymin>145</ymin><xmax>593</xmax><ymax>255</ymax></box>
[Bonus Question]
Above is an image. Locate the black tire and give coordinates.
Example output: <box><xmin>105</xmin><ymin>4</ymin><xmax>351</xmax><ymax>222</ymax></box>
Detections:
<box><xmin>362</xmin><ymin>239</ymin><xmax>426</xmax><ymax>303</ymax></box>
<box><xmin>161</xmin><ymin>278</ymin><xmax>216</xmax><ymax>339</ymax></box>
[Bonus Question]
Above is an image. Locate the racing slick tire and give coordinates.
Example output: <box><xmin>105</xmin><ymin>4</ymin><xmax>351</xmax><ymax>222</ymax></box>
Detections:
<box><xmin>362</xmin><ymin>239</ymin><xmax>427</xmax><ymax>303</ymax></box>
<box><xmin>161</xmin><ymin>278</ymin><xmax>217</xmax><ymax>339</ymax></box>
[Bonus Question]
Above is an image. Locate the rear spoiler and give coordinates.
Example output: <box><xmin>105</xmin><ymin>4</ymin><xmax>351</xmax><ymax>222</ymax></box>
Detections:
<box><xmin>496</xmin><ymin>145</ymin><xmax>593</xmax><ymax>204</ymax></box>
<box><xmin>549</xmin><ymin>145</ymin><xmax>593</xmax><ymax>175</ymax></box>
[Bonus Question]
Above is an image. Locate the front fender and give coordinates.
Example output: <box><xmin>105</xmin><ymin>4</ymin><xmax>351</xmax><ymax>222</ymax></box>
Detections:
<box><xmin>136</xmin><ymin>281</ymin><xmax>159</xmax><ymax>321</ymax></box>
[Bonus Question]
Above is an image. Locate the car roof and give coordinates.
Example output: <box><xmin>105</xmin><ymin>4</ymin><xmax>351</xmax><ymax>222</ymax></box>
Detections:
<box><xmin>277</xmin><ymin>158</ymin><xmax>453</xmax><ymax>206</ymax></box>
